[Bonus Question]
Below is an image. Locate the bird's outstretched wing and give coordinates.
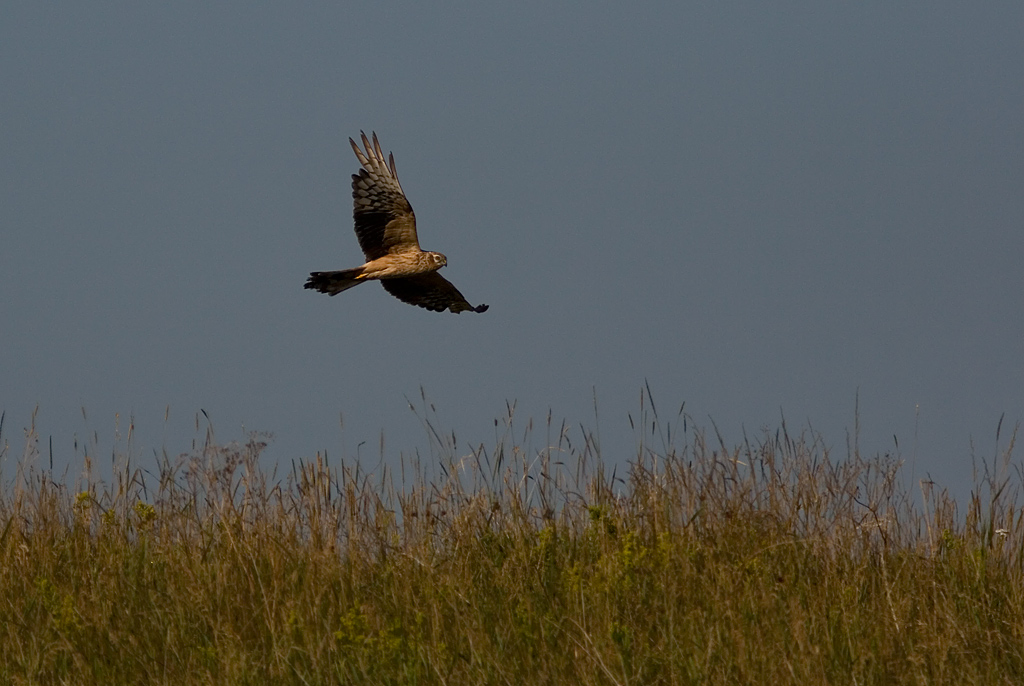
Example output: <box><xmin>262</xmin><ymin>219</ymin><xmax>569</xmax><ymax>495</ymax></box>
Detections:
<box><xmin>381</xmin><ymin>273</ymin><xmax>489</xmax><ymax>314</ymax></box>
<box><xmin>350</xmin><ymin>132</ymin><xmax>419</xmax><ymax>260</ymax></box>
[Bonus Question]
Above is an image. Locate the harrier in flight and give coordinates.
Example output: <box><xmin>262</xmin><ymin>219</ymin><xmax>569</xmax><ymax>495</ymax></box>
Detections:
<box><xmin>304</xmin><ymin>132</ymin><xmax>488</xmax><ymax>314</ymax></box>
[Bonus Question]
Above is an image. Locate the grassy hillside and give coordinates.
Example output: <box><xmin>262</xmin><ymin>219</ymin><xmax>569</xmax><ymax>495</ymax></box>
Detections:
<box><xmin>1</xmin><ymin>402</ymin><xmax>1021</xmax><ymax>685</ymax></box>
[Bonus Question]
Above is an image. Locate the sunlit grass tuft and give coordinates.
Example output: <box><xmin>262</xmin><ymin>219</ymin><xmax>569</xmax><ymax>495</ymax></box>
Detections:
<box><xmin>0</xmin><ymin>401</ymin><xmax>1021</xmax><ymax>684</ymax></box>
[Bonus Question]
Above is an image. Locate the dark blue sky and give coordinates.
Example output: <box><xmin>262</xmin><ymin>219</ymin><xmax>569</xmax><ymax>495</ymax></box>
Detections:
<box><xmin>2</xmin><ymin>2</ymin><xmax>1021</xmax><ymax>499</ymax></box>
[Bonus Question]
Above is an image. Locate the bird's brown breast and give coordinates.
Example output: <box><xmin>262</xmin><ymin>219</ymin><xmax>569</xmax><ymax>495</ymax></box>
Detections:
<box><xmin>362</xmin><ymin>251</ymin><xmax>440</xmax><ymax>280</ymax></box>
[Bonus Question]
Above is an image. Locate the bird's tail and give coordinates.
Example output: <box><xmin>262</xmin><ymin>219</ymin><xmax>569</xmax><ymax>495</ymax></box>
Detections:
<box><xmin>304</xmin><ymin>268</ymin><xmax>367</xmax><ymax>296</ymax></box>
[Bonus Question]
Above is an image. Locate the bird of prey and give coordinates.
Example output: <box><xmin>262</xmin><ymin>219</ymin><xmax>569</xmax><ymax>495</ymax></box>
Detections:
<box><xmin>304</xmin><ymin>132</ymin><xmax>488</xmax><ymax>314</ymax></box>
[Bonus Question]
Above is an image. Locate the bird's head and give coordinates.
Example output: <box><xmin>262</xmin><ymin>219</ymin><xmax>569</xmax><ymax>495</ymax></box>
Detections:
<box><xmin>428</xmin><ymin>252</ymin><xmax>447</xmax><ymax>269</ymax></box>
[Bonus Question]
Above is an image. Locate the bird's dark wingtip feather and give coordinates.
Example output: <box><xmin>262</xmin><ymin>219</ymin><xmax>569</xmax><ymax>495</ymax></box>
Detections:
<box><xmin>473</xmin><ymin>304</ymin><xmax>489</xmax><ymax>313</ymax></box>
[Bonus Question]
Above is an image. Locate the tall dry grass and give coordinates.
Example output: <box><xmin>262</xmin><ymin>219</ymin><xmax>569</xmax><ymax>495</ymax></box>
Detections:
<box><xmin>0</xmin><ymin>398</ymin><xmax>1021</xmax><ymax>685</ymax></box>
